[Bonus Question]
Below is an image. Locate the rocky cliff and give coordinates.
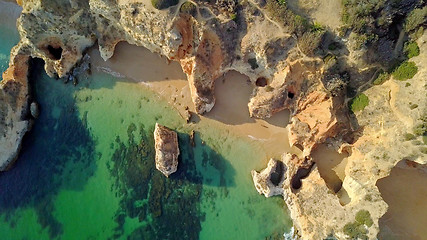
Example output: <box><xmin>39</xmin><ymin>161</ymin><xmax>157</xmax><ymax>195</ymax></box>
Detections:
<box><xmin>0</xmin><ymin>47</ymin><xmax>32</xmax><ymax>171</ymax></box>
<box><xmin>1</xmin><ymin>0</ymin><xmax>426</xmax><ymax>239</ymax></box>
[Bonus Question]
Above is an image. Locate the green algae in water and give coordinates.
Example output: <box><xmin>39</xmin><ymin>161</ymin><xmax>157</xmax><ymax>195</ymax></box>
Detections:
<box><xmin>0</xmin><ymin>59</ymin><xmax>97</xmax><ymax>239</ymax></box>
<box><xmin>0</xmin><ymin>45</ymin><xmax>291</xmax><ymax>240</ymax></box>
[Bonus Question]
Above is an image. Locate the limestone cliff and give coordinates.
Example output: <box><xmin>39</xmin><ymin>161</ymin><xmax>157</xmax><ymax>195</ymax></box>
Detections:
<box><xmin>0</xmin><ymin>47</ymin><xmax>31</xmax><ymax>171</ymax></box>
<box><xmin>1</xmin><ymin>0</ymin><xmax>426</xmax><ymax>239</ymax></box>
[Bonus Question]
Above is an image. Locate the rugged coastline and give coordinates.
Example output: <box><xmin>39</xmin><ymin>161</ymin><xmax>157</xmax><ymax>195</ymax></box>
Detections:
<box><xmin>0</xmin><ymin>0</ymin><xmax>426</xmax><ymax>239</ymax></box>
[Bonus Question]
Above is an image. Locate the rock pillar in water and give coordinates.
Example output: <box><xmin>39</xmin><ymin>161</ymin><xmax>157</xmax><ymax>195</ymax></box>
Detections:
<box><xmin>154</xmin><ymin>123</ymin><xmax>179</xmax><ymax>177</ymax></box>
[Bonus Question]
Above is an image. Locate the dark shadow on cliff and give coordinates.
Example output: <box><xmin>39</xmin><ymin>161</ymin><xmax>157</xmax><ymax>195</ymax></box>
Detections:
<box><xmin>0</xmin><ymin>58</ymin><xmax>97</xmax><ymax>239</ymax></box>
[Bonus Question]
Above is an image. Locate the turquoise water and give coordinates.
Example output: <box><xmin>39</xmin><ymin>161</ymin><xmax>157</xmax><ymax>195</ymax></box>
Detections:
<box><xmin>0</xmin><ymin>25</ymin><xmax>19</xmax><ymax>79</ymax></box>
<box><xmin>0</xmin><ymin>6</ymin><xmax>292</xmax><ymax>240</ymax></box>
<box><xmin>0</xmin><ymin>2</ymin><xmax>20</xmax><ymax>78</ymax></box>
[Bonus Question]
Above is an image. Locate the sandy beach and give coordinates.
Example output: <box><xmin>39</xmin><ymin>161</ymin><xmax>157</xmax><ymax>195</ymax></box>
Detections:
<box><xmin>89</xmin><ymin>42</ymin><xmax>301</xmax><ymax>162</ymax></box>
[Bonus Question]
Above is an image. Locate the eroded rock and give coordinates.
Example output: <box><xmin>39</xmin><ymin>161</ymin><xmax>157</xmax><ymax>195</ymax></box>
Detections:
<box><xmin>251</xmin><ymin>158</ymin><xmax>287</xmax><ymax>197</ymax></box>
<box><xmin>30</xmin><ymin>102</ymin><xmax>39</xmax><ymax>118</ymax></box>
<box><xmin>0</xmin><ymin>51</ymin><xmax>32</xmax><ymax>171</ymax></box>
<box><xmin>154</xmin><ymin>123</ymin><xmax>179</xmax><ymax>177</ymax></box>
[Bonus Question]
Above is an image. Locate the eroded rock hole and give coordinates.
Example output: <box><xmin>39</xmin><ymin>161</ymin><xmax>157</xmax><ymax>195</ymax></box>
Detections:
<box><xmin>311</xmin><ymin>144</ymin><xmax>348</xmax><ymax>194</ymax></box>
<box><xmin>47</xmin><ymin>45</ymin><xmax>63</xmax><ymax>60</ymax></box>
<box><xmin>270</xmin><ymin>161</ymin><xmax>284</xmax><ymax>186</ymax></box>
<box><xmin>287</xmin><ymin>91</ymin><xmax>294</xmax><ymax>99</ymax></box>
<box><xmin>291</xmin><ymin>163</ymin><xmax>314</xmax><ymax>190</ymax></box>
<box><xmin>255</xmin><ymin>77</ymin><xmax>267</xmax><ymax>87</ymax></box>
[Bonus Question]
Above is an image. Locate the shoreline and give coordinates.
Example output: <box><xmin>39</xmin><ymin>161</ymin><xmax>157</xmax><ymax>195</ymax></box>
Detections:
<box><xmin>2</xmin><ymin>0</ymin><xmax>426</xmax><ymax>239</ymax></box>
<box><xmin>89</xmin><ymin>42</ymin><xmax>302</xmax><ymax>161</ymax></box>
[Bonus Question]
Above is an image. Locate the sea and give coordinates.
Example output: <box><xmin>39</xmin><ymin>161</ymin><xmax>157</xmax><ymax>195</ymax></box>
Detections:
<box><xmin>0</xmin><ymin>2</ymin><xmax>293</xmax><ymax>239</ymax></box>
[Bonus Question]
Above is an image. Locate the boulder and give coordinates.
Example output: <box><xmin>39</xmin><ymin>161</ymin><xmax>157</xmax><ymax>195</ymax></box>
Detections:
<box><xmin>30</xmin><ymin>102</ymin><xmax>39</xmax><ymax>118</ymax></box>
<box><xmin>154</xmin><ymin>123</ymin><xmax>179</xmax><ymax>177</ymax></box>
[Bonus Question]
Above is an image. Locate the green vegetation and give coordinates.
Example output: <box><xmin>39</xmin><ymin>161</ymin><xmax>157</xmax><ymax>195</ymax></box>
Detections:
<box><xmin>180</xmin><ymin>2</ymin><xmax>197</xmax><ymax>16</ymax></box>
<box><xmin>265</xmin><ymin>0</ymin><xmax>326</xmax><ymax>55</ymax></box>
<box><xmin>373</xmin><ymin>71</ymin><xmax>390</xmax><ymax>85</ymax></box>
<box><xmin>414</xmin><ymin>116</ymin><xmax>427</xmax><ymax>136</ymax></box>
<box><xmin>355</xmin><ymin>210</ymin><xmax>373</xmax><ymax>227</ymax></box>
<box><xmin>404</xmin><ymin>41</ymin><xmax>420</xmax><ymax>59</ymax></box>
<box><xmin>423</xmin><ymin>135</ymin><xmax>427</xmax><ymax>145</ymax></box>
<box><xmin>405</xmin><ymin>6</ymin><xmax>427</xmax><ymax>33</ymax></box>
<box><xmin>298</xmin><ymin>30</ymin><xmax>325</xmax><ymax>56</ymax></box>
<box><xmin>311</xmin><ymin>22</ymin><xmax>325</xmax><ymax>32</ymax></box>
<box><xmin>265</xmin><ymin>0</ymin><xmax>309</xmax><ymax>35</ymax></box>
<box><xmin>350</xmin><ymin>33</ymin><xmax>370</xmax><ymax>50</ymax></box>
<box><xmin>230</xmin><ymin>13</ymin><xmax>237</xmax><ymax>21</ymax></box>
<box><xmin>343</xmin><ymin>210</ymin><xmax>373</xmax><ymax>239</ymax></box>
<box><xmin>409</xmin><ymin>103</ymin><xmax>418</xmax><ymax>110</ymax></box>
<box><xmin>349</xmin><ymin>93</ymin><xmax>369</xmax><ymax>112</ymax></box>
<box><xmin>405</xmin><ymin>133</ymin><xmax>415</xmax><ymax>141</ymax></box>
<box><xmin>343</xmin><ymin>222</ymin><xmax>368</xmax><ymax>240</ymax></box>
<box><xmin>151</xmin><ymin>0</ymin><xmax>179</xmax><ymax>10</ymax></box>
<box><xmin>265</xmin><ymin>86</ymin><xmax>274</xmax><ymax>92</ymax></box>
<box><xmin>392</xmin><ymin>61</ymin><xmax>418</xmax><ymax>81</ymax></box>
<box><xmin>341</xmin><ymin>0</ymin><xmax>384</xmax><ymax>32</ymax></box>
<box><xmin>248</xmin><ymin>58</ymin><xmax>259</xmax><ymax>70</ymax></box>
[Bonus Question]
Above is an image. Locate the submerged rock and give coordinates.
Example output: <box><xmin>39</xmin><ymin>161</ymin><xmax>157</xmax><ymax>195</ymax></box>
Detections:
<box><xmin>154</xmin><ymin>123</ymin><xmax>179</xmax><ymax>177</ymax></box>
<box><xmin>30</xmin><ymin>102</ymin><xmax>39</xmax><ymax>118</ymax></box>
<box><xmin>251</xmin><ymin>158</ymin><xmax>287</xmax><ymax>197</ymax></box>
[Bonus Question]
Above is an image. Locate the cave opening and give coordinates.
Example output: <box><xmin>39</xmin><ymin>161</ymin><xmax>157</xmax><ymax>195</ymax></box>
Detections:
<box><xmin>291</xmin><ymin>163</ymin><xmax>314</xmax><ymax>190</ymax></box>
<box><xmin>270</xmin><ymin>161</ymin><xmax>284</xmax><ymax>186</ymax></box>
<box><xmin>47</xmin><ymin>45</ymin><xmax>63</xmax><ymax>60</ymax></box>
<box><xmin>255</xmin><ymin>77</ymin><xmax>267</xmax><ymax>87</ymax></box>
<box><xmin>287</xmin><ymin>91</ymin><xmax>294</xmax><ymax>99</ymax></box>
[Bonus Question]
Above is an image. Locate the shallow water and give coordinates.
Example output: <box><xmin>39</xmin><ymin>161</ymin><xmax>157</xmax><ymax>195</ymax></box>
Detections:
<box><xmin>0</xmin><ymin>1</ymin><xmax>21</xmax><ymax>78</ymax></box>
<box><xmin>0</xmin><ymin>4</ymin><xmax>292</xmax><ymax>239</ymax></box>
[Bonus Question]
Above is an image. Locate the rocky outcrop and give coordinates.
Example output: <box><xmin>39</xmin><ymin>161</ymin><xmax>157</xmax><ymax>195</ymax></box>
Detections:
<box><xmin>251</xmin><ymin>158</ymin><xmax>287</xmax><ymax>197</ymax></box>
<box><xmin>0</xmin><ymin>47</ymin><xmax>31</xmax><ymax>171</ymax></box>
<box><xmin>154</xmin><ymin>123</ymin><xmax>180</xmax><ymax>177</ymax></box>
<box><xmin>3</xmin><ymin>0</ymin><xmax>426</xmax><ymax>239</ymax></box>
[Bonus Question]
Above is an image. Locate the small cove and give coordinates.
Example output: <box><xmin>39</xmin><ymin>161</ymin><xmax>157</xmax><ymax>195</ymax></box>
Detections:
<box><xmin>0</xmin><ymin>3</ymin><xmax>292</xmax><ymax>239</ymax></box>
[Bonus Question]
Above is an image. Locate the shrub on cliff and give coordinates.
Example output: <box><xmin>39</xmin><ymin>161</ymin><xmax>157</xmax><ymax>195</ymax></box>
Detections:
<box><xmin>265</xmin><ymin>0</ymin><xmax>308</xmax><ymax>35</ymax></box>
<box><xmin>349</xmin><ymin>93</ymin><xmax>369</xmax><ymax>112</ymax></box>
<box><xmin>152</xmin><ymin>0</ymin><xmax>179</xmax><ymax>10</ymax></box>
<box><xmin>405</xmin><ymin>6</ymin><xmax>427</xmax><ymax>33</ymax></box>
<box><xmin>373</xmin><ymin>71</ymin><xmax>390</xmax><ymax>85</ymax></box>
<box><xmin>355</xmin><ymin>210</ymin><xmax>373</xmax><ymax>227</ymax></box>
<box><xmin>343</xmin><ymin>210</ymin><xmax>372</xmax><ymax>239</ymax></box>
<box><xmin>180</xmin><ymin>2</ymin><xmax>197</xmax><ymax>17</ymax></box>
<box><xmin>403</xmin><ymin>41</ymin><xmax>420</xmax><ymax>59</ymax></box>
<box><xmin>392</xmin><ymin>61</ymin><xmax>418</xmax><ymax>81</ymax></box>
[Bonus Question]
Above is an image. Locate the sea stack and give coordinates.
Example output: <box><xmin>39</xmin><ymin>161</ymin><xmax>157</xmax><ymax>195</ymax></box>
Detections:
<box><xmin>154</xmin><ymin>123</ymin><xmax>179</xmax><ymax>177</ymax></box>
